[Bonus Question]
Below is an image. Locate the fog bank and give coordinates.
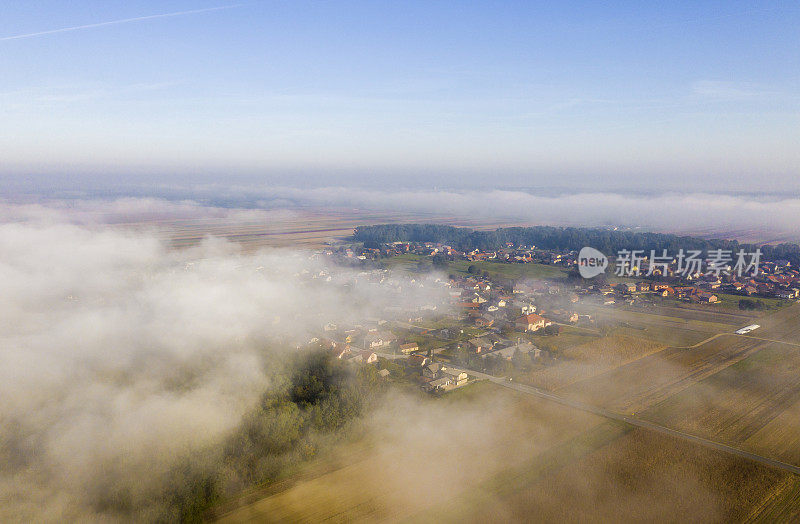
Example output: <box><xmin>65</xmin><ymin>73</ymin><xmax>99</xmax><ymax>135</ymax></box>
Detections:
<box><xmin>0</xmin><ymin>208</ymin><xmax>448</xmax><ymax>521</ymax></box>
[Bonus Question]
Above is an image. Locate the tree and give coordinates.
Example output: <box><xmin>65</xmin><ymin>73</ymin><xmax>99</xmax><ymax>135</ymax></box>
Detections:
<box><xmin>379</xmin><ymin>359</ymin><xmax>404</xmax><ymax>378</ymax></box>
<box><xmin>738</xmin><ymin>298</ymin><xmax>765</xmax><ymax>310</ymax></box>
<box><xmin>432</xmin><ymin>254</ymin><xmax>448</xmax><ymax>268</ymax></box>
<box><xmin>543</xmin><ymin>324</ymin><xmax>560</xmax><ymax>336</ymax></box>
<box><xmin>512</xmin><ymin>348</ymin><xmax>532</xmax><ymax>370</ymax></box>
<box><xmin>467</xmin><ymin>264</ymin><xmax>479</xmax><ymax>274</ymax></box>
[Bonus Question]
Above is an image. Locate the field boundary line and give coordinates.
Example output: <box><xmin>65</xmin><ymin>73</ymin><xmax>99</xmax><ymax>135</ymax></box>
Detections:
<box><xmin>477</xmin><ymin>373</ymin><xmax>800</xmax><ymax>478</ymax></box>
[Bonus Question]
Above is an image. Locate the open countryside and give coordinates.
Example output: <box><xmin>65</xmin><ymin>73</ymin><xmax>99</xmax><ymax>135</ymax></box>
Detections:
<box><xmin>215</xmin><ymin>231</ymin><xmax>800</xmax><ymax>522</ymax></box>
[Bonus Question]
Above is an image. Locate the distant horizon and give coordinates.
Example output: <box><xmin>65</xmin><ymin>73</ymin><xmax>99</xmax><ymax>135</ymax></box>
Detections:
<box><xmin>4</xmin><ymin>185</ymin><xmax>800</xmax><ymax>245</ymax></box>
<box><xmin>6</xmin><ymin>172</ymin><xmax>800</xmax><ymax>198</ymax></box>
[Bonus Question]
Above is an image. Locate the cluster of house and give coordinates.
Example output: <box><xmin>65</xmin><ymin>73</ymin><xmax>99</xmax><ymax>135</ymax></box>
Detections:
<box><xmin>589</xmin><ymin>281</ymin><xmax>722</xmax><ymax>304</ymax></box>
<box><xmin>314</xmin><ymin>317</ymin><xmax>473</xmax><ymax>390</ymax></box>
<box><xmin>606</xmin><ymin>256</ymin><xmax>800</xmax><ymax>300</ymax></box>
<box><xmin>311</xmin><ymin>240</ymin><xmax>798</xmax><ymax>394</ymax></box>
<box><xmin>448</xmin><ymin>274</ymin><xmax>577</xmax><ymax>336</ymax></box>
<box><xmin>345</xmin><ymin>240</ymin><xmax>799</xmax><ymax>301</ymax></box>
<box><xmin>300</xmin><ymin>249</ymin><xmax>566</xmax><ymax>391</ymax></box>
<box><xmin>589</xmin><ymin>271</ymin><xmax>800</xmax><ymax>304</ymax></box>
<box><xmin>312</xmin><ymin>285</ymin><xmax>552</xmax><ymax>391</ymax></box>
<box><xmin>415</xmin><ymin>360</ymin><xmax>469</xmax><ymax>392</ymax></box>
<box><xmin>343</xmin><ymin>240</ymin><xmax>562</xmax><ymax>264</ymax></box>
<box><xmin>466</xmin><ymin>337</ymin><xmax>541</xmax><ymax>360</ymax></box>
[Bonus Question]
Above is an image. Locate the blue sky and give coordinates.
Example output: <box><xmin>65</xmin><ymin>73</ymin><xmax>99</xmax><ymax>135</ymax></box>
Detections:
<box><xmin>1</xmin><ymin>1</ymin><xmax>798</xmax><ymax>191</ymax></box>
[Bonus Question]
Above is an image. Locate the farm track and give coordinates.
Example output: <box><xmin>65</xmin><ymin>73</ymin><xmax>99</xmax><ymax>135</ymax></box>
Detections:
<box><xmin>646</xmin><ymin>349</ymin><xmax>800</xmax><ymax>457</ymax></box>
<box><xmin>741</xmin><ymin>334</ymin><xmax>800</xmax><ymax>348</ymax></box>
<box><xmin>560</xmin><ymin>336</ymin><xmax>763</xmax><ymax>413</ymax></box>
<box><xmin>724</xmin><ymin>377</ymin><xmax>800</xmax><ymax>447</ymax></box>
<box><xmin>474</xmin><ymin>372</ymin><xmax>800</xmax><ymax>477</ymax></box>
<box><xmin>561</xmin><ymin>303</ymin><xmax>800</xmax><ymax>416</ymax></box>
<box><xmin>625</xmin><ymin>343</ymin><xmax>764</xmax><ymax>413</ymax></box>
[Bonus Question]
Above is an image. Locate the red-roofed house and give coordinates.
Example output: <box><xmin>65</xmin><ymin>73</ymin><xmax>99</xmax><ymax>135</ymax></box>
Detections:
<box><xmin>514</xmin><ymin>313</ymin><xmax>551</xmax><ymax>332</ymax></box>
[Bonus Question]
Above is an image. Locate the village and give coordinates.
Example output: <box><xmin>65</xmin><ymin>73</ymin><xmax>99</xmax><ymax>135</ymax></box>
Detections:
<box><xmin>330</xmin><ymin>237</ymin><xmax>800</xmax><ymax>300</ymax></box>
<box><xmin>310</xmin><ymin>237</ymin><xmax>799</xmax><ymax>394</ymax></box>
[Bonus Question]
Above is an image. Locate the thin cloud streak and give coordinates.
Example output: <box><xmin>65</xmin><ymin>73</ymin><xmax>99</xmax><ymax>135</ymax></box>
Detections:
<box><xmin>0</xmin><ymin>4</ymin><xmax>244</xmax><ymax>42</ymax></box>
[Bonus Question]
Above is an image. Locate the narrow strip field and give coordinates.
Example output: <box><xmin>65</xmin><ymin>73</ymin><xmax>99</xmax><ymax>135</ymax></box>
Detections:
<box><xmin>561</xmin><ymin>335</ymin><xmax>766</xmax><ymax>413</ymax></box>
<box><xmin>643</xmin><ymin>340</ymin><xmax>800</xmax><ymax>466</ymax></box>
<box><xmin>754</xmin><ymin>303</ymin><xmax>800</xmax><ymax>344</ymax></box>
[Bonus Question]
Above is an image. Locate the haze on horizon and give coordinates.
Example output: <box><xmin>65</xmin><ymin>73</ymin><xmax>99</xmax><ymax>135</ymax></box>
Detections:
<box><xmin>1</xmin><ymin>1</ymin><xmax>799</xmax><ymax>193</ymax></box>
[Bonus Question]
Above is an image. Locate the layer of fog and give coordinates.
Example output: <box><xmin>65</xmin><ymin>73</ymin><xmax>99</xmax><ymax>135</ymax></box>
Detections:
<box><xmin>1</xmin><ymin>194</ymin><xmax>793</xmax><ymax>521</ymax></box>
<box><xmin>0</xmin><ymin>196</ymin><xmax>295</xmax><ymax>226</ymax></box>
<box><xmin>220</xmin><ymin>379</ymin><xmax>738</xmax><ymax>523</ymax></box>
<box><xmin>240</xmin><ymin>187</ymin><xmax>800</xmax><ymax>241</ymax></box>
<box><xmin>8</xmin><ymin>184</ymin><xmax>800</xmax><ymax>243</ymax></box>
<box><xmin>13</xmin><ymin>185</ymin><xmax>800</xmax><ymax>242</ymax></box>
<box><xmin>0</xmin><ymin>209</ymin><xmax>450</xmax><ymax>521</ymax></box>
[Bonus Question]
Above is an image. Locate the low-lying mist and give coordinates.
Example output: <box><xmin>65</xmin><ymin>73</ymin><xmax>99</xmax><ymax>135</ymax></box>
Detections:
<box><xmin>7</xmin><ymin>187</ymin><xmax>800</xmax><ymax>243</ymax></box>
<box><xmin>45</xmin><ymin>185</ymin><xmax>800</xmax><ymax>242</ymax></box>
<box><xmin>250</xmin><ymin>187</ymin><xmax>800</xmax><ymax>241</ymax></box>
<box><xmin>0</xmin><ymin>209</ymin><xmax>449</xmax><ymax>521</ymax></box>
<box><xmin>2</xmin><ymin>198</ymin><xmax>795</xmax><ymax>523</ymax></box>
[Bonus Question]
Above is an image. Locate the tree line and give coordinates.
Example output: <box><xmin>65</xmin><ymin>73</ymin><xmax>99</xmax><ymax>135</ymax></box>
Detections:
<box><xmin>142</xmin><ymin>348</ymin><xmax>386</xmax><ymax>523</ymax></box>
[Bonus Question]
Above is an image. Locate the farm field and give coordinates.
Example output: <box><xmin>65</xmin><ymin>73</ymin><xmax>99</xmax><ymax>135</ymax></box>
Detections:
<box><xmin>747</xmin><ymin>394</ymin><xmax>800</xmax><ymax>469</ymax></box>
<box><xmin>216</xmin><ymin>384</ymin><xmax>606</xmax><ymax>523</ymax></box>
<box><xmin>136</xmin><ymin>209</ymin><xmax>410</xmax><ymax>249</ymax></box>
<box><xmin>648</xmin><ymin>293</ymin><xmax>790</xmax><ymax>313</ymax></box>
<box><xmin>512</xmin><ymin>298</ymin><xmax>794</xmax><ymax>395</ymax></box>
<box><xmin>122</xmin><ymin>209</ymin><xmax>518</xmax><ymax>251</ymax></box>
<box><xmin>711</xmin><ymin>292</ymin><xmax>790</xmax><ymax>312</ymax></box>
<box><xmin>752</xmin><ymin>303</ymin><xmax>800</xmax><ymax>344</ymax></box>
<box><xmin>642</xmin><ymin>339</ymin><xmax>800</xmax><ymax>466</ymax></box>
<box><xmin>416</xmin><ymin>427</ymin><xmax>800</xmax><ymax>523</ymax></box>
<box><xmin>217</xmin><ymin>384</ymin><xmax>800</xmax><ymax>523</ymax></box>
<box><xmin>560</xmin><ymin>334</ymin><xmax>767</xmax><ymax>413</ymax></box>
<box><xmin>623</xmin><ymin>303</ymin><xmax>756</xmax><ymax>325</ymax></box>
<box><xmin>383</xmin><ymin>254</ymin><xmax>570</xmax><ymax>280</ymax></box>
<box><xmin>528</xmin><ymin>325</ymin><xmax>601</xmax><ymax>352</ymax></box>
<box><xmin>447</xmin><ymin>259</ymin><xmax>569</xmax><ymax>280</ymax></box>
<box><xmin>586</xmin><ymin>306</ymin><xmax>736</xmax><ymax>347</ymax></box>
<box><xmin>519</xmin><ymin>333</ymin><xmax>665</xmax><ymax>391</ymax></box>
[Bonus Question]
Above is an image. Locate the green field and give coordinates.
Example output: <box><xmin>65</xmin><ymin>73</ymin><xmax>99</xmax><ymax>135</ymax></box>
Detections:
<box><xmin>447</xmin><ymin>259</ymin><xmax>568</xmax><ymax>280</ymax></box>
<box><xmin>528</xmin><ymin>325</ymin><xmax>600</xmax><ymax>351</ymax></box>
<box><xmin>711</xmin><ymin>292</ymin><xmax>790</xmax><ymax>312</ymax></box>
<box><xmin>383</xmin><ymin>253</ymin><xmax>569</xmax><ymax>280</ymax></box>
